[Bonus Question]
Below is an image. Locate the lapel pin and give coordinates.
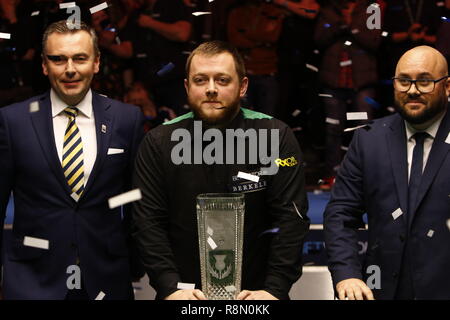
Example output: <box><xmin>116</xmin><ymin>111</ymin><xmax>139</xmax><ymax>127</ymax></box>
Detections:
<box><xmin>101</xmin><ymin>124</ymin><xmax>107</xmax><ymax>133</ymax></box>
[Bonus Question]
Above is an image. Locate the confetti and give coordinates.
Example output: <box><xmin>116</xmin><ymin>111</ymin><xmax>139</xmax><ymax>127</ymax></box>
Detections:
<box><xmin>340</xmin><ymin>60</ymin><xmax>352</xmax><ymax>67</ymax></box>
<box><xmin>60</xmin><ymin>2</ymin><xmax>76</xmax><ymax>9</ymax></box>
<box><xmin>305</xmin><ymin>64</ymin><xmax>318</xmax><ymax>72</ymax></box>
<box><xmin>291</xmin><ymin>127</ymin><xmax>302</xmax><ymax>132</ymax></box>
<box><xmin>387</xmin><ymin>106</ymin><xmax>396</xmax><ymax>113</ymax></box>
<box><xmin>237</xmin><ymin>171</ymin><xmax>259</xmax><ymax>183</ymax></box>
<box><xmin>90</xmin><ymin>2</ymin><xmax>108</xmax><ymax>14</ymax></box>
<box><xmin>436</xmin><ymin>1</ymin><xmax>445</xmax><ymax>7</ymax></box>
<box><xmin>157</xmin><ymin>62</ymin><xmax>175</xmax><ymax>77</ymax></box>
<box><xmin>427</xmin><ymin>230</ymin><xmax>434</xmax><ymax>238</ymax></box>
<box><xmin>24</xmin><ymin>236</ymin><xmax>49</xmax><ymax>250</ymax></box>
<box><xmin>182</xmin><ymin>51</ymin><xmax>192</xmax><ymax>55</ymax></box>
<box><xmin>136</xmin><ymin>53</ymin><xmax>147</xmax><ymax>58</ymax></box>
<box><xmin>29</xmin><ymin>101</ymin><xmax>39</xmax><ymax>113</ymax></box>
<box><xmin>341</xmin><ymin>146</ymin><xmax>349</xmax><ymax>151</ymax></box>
<box><xmin>207</xmin><ymin>226</ymin><xmax>214</xmax><ymax>236</ymax></box>
<box><xmin>192</xmin><ymin>12</ymin><xmax>212</xmax><ymax>16</ymax></box>
<box><xmin>259</xmin><ymin>227</ymin><xmax>280</xmax><ymax>237</ymax></box>
<box><xmin>344</xmin><ymin>124</ymin><xmax>368</xmax><ymax>132</ymax></box>
<box><xmin>0</xmin><ymin>32</ymin><xmax>11</xmax><ymax>40</ymax></box>
<box><xmin>292</xmin><ymin>201</ymin><xmax>304</xmax><ymax>219</ymax></box>
<box><xmin>108</xmin><ymin>189</ymin><xmax>142</xmax><ymax>209</ymax></box>
<box><xmin>391</xmin><ymin>208</ymin><xmax>403</xmax><ymax>220</ymax></box>
<box><xmin>313</xmin><ymin>49</ymin><xmax>320</xmax><ymax>55</ymax></box>
<box><xmin>444</xmin><ymin>132</ymin><xmax>450</xmax><ymax>144</ymax></box>
<box><xmin>319</xmin><ymin>93</ymin><xmax>333</xmax><ymax>98</ymax></box>
<box><xmin>95</xmin><ymin>291</ymin><xmax>106</xmax><ymax>300</ymax></box>
<box><xmin>325</xmin><ymin>117</ymin><xmax>340</xmax><ymax>125</ymax></box>
<box><xmin>344</xmin><ymin>41</ymin><xmax>352</xmax><ymax>46</ymax></box>
<box><xmin>292</xmin><ymin>109</ymin><xmax>301</xmax><ymax>117</ymax></box>
<box><xmin>381</xmin><ymin>31</ymin><xmax>389</xmax><ymax>37</ymax></box>
<box><xmin>225</xmin><ymin>285</ymin><xmax>236</xmax><ymax>292</ymax></box>
<box><xmin>177</xmin><ymin>282</ymin><xmax>195</xmax><ymax>290</ymax></box>
<box><xmin>351</xmin><ymin>29</ymin><xmax>360</xmax><ymax>34</ymax></box>
<box><xmin>447</xmin><ymin>219</ymin><xmax>450</xmax><ymax>231</ymax></box>
<box><xmin>31</xmin><ymin>11</ymin><xmax>40</xmax><ymax>16</ymax></box>
<box><xmin>324</xmin><ymin>23</ymin><xmax>331</xmax><ymax>28</ymax></box>
<box><xmin>207</xmin><ymin>236</ymin><xmax>217</xmax><ymax>250</ymax></box>
<box><xmin>346</xmin><ymin>112</ymin><xmax>368</xmax><ymax>120</ymax></box>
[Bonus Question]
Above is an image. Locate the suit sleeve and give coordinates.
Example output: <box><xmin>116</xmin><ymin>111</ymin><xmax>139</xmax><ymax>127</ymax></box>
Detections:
<box><xmin>324</xmin><ymin>129</ymin><xmax>367</xmax><ymax>288</ymax></box>
<box><xmin>0</xmin><ymin>109</ymin><xmax>14</xmax><ymax>265</ymax></box>
<box><xmin>131</xmin><ymin>132</ymin><xmax>180</xmax><ymax>299</ymax></box>
<box><xmin>122</xmin><ymin>107</ymin><xmax>146</xmax><ymax>280</ymax></box>
<box><xmin>263</xmin><ymin>125</ymin><xmax>310</xmax><ymax>300</ymax></box>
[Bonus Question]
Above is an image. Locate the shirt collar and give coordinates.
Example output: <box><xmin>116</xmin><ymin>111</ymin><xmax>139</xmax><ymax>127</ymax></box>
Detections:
<box><xmin>51</xmin><ymin>89</ymin><xmax>93</xmax><ymax>119</ymax></box>
<box><xmin>405</xmin><ymin>111</ymin><xmax>446</xmax><ymax>141</ymax></box>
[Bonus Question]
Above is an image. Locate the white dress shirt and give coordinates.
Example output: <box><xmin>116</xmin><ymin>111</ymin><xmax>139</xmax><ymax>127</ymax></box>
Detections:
<box><xmin>51</xmin><ymin>89</ymin><xmax>97</xmax><ymax>186</ymax></box>
<box><xmin>405</xmin><ymin>112</ymin><xmax>445</xmax><ymax>180</ymax></box>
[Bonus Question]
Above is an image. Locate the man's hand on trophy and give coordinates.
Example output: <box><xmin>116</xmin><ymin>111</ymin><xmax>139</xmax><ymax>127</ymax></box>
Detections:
<box><xmin>236</xmin><ymin>290</ymin><xmax>278</xmax><ymax>300</ymax></box>
<box><xmin>164</xmin><ymin>289</ymin><xmax>207</xmax><ymax>300</ymax></box>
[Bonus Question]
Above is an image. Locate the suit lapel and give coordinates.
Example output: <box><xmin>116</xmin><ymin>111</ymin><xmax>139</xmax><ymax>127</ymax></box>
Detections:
<box><xmin>412</xmin><ymin>109</ymin><xmax>450</xmax><ymax>222</ymax></box>
<box><xmin>82</xmin><ymin>93</ymin><xmax>112</xmax><ymax>197</ymax></box>
<box><xmin>386</xmin><ymin>114</ymin><xmax>409</xmax><ymax>218</ymax></box>
<box><xmin>30</xmin><ymin>92</ymin><xmax>73</xmax><ymax>197</ymax></box>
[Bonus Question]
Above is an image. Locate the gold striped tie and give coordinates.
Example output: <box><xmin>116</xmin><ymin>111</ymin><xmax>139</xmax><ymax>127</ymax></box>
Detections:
<box><xmin>62</xmin><ymin>106</ymin><xmax>85</xmax><ymax>197</ymax></box>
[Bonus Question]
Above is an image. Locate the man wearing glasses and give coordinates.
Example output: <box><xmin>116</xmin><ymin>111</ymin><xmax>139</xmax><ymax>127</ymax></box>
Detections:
<box><xmin>324</xmin><ymin>45</ymin><xmax>450</xmax><ymax>300</ymax></box>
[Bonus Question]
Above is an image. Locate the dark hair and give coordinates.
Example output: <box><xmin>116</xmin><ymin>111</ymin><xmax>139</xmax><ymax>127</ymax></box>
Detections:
<box><xmin>185</xmin><ymin>41</ymin><xmax>246</xmax><ymax>82</ymax></box>
<box><xmin>42</xmin><ymin>20</ymin><xmax>100</xmax><ymax>57</ymax></box>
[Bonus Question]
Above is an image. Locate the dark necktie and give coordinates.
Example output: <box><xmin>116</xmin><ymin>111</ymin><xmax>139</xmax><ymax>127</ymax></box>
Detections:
<box><xmin>407</xmin><ymin>132</ymin><xmax>428</xmax><ymax>222</ymax></box>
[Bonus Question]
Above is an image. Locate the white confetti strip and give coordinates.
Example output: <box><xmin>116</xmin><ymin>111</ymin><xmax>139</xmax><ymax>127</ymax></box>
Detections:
<box><xmin>313</xmin><ymin>49</ymin><xmax>319</xmax><ymax>54</ymax></box>
<box><xmin>387</xmin><ymin>106</ymin><xmax>395</xmax><ymax>113</ymax></box>
<box><xmin>344</xmin><ymin>124</ymin><xmax>367</xmax><ymax>132</ymax></box>
<box><xmin>60</xmin><ymin>2</ymin><xmax>76</xmax><ymax>9</ymax></box>
<box><xmin>305</xmin><ymin>64</ymin><xmax>318</xmax><ymax>72</ymax></box>
<box><xmin>351</xmin><ymin>29</ymin><xmax>359</xmax><ymax>34</ymax></box>
<box><xmin>177</xmin><ymin>282</ymin><xmax>195</xmax><ymax>290</ymax></box>
<box><xmin>0</xmin><ymin>32</ymin><xmax>11</xmax><ymax>39</ymax></box>
<box><xmin>292</xmin><ymin>109</ymin><xmax>301</xmax><ymax>117</ymax></box>
<box><xmin>29</xmin><ymin>101</ymin><xmax>39</xmax><ymax>113</ymax></box>
<box><xmin>207</xmin><ymin>226</ymin><xmax>214</xmax><ymax>236</ymax></box>
<box><xmin>427</xmin><ymin>230</ymin><xmax>434</xmax><ymax>238</ymax></box>
<box><xmin>319</xmin><ymin>93</ymin><xmax>333</xmax><ymax>98</ymax></box>
<box><xmin>445</xmin><ymin>132</ymin><xmax>450</xmax><ymax>144</ymax></box>
<box><xmin>90</xmin><ymin>2</ymin><xmax>108</xmax><ymax>14</ymax></box>
<box><xmin>340</xmin><ymin>60</ymin><xmax>352</xmax><ymax>67</ymax></box>
<box><xmin>381</xmin><ymin>31</ymin><xmax>389</xmax><ymax>37</ymax></box>
<box><xmin>344</xmin><ymin>41</ymin><xmax>352</xmax><ymax>46</ymax></box>
<box><xmin>31</xmin><ymin>11</ymin><xmax>40</xmax><ymax>16</ymax></box>
<box><xmin>291</xmin><ymin>127</ymin><xmax>302</xmax><ymax>132</ymax></box>
<box><xmin>192</xmin><ymin>11</ymin><xmax>212</xmax><ymax>16</ymax></box>
<box><xmin>437</xmin><ymin>1</ymin><xmax>445</xmax><ymax>7</ymax></box>
<box><xmin>447</xmin><ymin>219</ymin><xmax>450</xmax><ymax>231</ymax></box>
<box><xmin>24</xmin><ymin>236</ymin><xmax>49</xmax><ymax>250</ymax></box>
<box><xmin>225</xmin><ymin>285</ymin><xmax>236</xmax><ymax>292</ymax></box>
<box><xmin>346</xmin><ymin>112</ymin><xmax>368</xmax><ymax>120</ymax></box>
<box><xmin>391</xmin><ymin>208</ymin><xmax>403</xmax><ymax>220</ymax></box>
<box><xmin>237</xmin><ymin>171</ymin><xmax>259</xmax><ymax>183</ymax></box>
<box><xmin>108</xmin><ymin>189</ymin><xmax>142</xmax><ymax>209</ymax></box>
<box><xmin>341</xmin><ymin>146</ymin><xmax>349</xmax><ymax>151</ymax></box>
<box><xmin>325</xmin><ymin>117</ymin><xmax>340</xmax><ymax>125</ymax></box>
<box><xmin>207</xmin><ymin>236</ymin><xmax>217</xmax><ymax>250</ymax></box>
<box><xmin>95</xmin><ymin>291</ymin><xmax>106</xmax><ymax>300</ymax></box>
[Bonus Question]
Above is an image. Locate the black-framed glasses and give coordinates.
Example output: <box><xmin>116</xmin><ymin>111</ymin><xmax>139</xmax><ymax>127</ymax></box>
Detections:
<box><xmin>392</xmin><ymin>75</ymin><xmax>449</xmax><ymax>93</ymax></box>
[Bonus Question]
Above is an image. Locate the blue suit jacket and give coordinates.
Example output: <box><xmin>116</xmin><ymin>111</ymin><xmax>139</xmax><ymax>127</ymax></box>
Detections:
<box><xmin>324</xmin><ymin>109</ymin><xmax>450</xmax><ymax>299</ymax></box>
<box><xmin>0</xmin><ymin>91</ymin><xmax>145</xmax><ymax>299</ymax></box>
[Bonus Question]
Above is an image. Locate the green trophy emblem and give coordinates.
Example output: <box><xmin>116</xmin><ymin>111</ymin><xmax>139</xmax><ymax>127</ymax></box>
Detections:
<box><xmin>208</xmin><ymin>250</ymin><xmax>234</xmax><ymax>286</ymax></box>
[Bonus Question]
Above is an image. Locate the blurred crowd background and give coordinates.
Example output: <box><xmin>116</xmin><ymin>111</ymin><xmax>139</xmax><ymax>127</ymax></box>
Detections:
<box><xmin>1</xmin><ymin>0</ymin><xmax>449</xmax><ymax>189</ymax></box>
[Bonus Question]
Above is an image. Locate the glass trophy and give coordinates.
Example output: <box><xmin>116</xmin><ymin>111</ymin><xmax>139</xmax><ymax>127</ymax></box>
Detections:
<box><xmin>196</xmin><ymin>193</ymin><xmax>245</xmax><ymax>300</ymax></box>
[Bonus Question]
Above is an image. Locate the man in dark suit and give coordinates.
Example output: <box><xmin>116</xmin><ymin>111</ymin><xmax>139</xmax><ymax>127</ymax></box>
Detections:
<box><xmin>324</xmin><ymin>45</ymin><xmax>450</xmax><ymax>300</ymax></box>
<box><xmin>0</xmin><ymin>20</ymin><xmax>144</xmax><ymax>299</ymax></box>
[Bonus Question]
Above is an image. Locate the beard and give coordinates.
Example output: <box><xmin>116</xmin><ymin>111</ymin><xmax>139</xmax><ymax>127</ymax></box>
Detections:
<box><xmin>189</xmin><ymin>95</ymin><xmax>241</xmax><ymax>127</ymax></box>
<box><xmin>394</xmin><ymin>92</ymin><xmax>448</xmax><ymax>125</ymax></box>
